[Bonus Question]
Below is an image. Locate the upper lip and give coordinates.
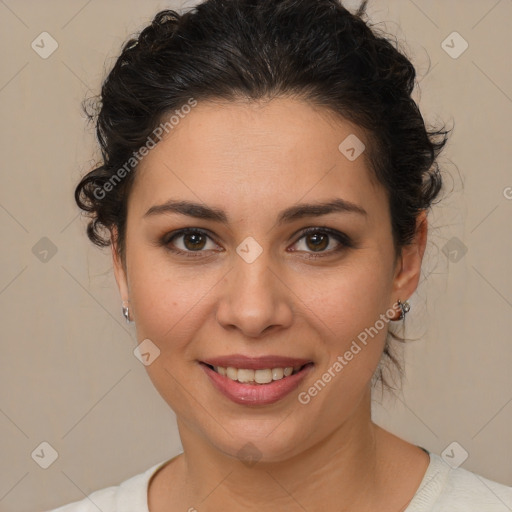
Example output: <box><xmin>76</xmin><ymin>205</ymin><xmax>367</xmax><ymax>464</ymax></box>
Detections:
<box><xmin>201</xmin><ymin>354</ymin><xmax>313</xmax><ymax>370</ymax></box>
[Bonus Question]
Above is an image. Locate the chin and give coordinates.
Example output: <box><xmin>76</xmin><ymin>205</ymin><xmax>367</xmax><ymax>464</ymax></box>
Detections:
<box><xmin>202</xmin><ymin>415</ymin><xmax>316</xmax><ymax>464</ymax></box>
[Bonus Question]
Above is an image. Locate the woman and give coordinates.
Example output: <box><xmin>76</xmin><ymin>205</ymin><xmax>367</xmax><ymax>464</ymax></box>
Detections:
<box><xmin>49</xmin><ymin>0</ymin><xmax>512</xmax><ymax>510</ymax></box>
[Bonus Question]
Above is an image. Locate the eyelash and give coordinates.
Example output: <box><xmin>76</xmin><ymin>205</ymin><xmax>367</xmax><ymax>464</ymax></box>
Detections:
<box><xmin>160</xmin><ymin>226</ymin><xmax>353</xmax><ymax>259</ymax></box>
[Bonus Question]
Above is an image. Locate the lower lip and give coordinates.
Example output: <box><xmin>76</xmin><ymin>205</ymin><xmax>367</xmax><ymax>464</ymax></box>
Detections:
<box><xmin>200</xmin><ymin>363</ymin><xmax>314</xmax><ymax>406</ymax></box>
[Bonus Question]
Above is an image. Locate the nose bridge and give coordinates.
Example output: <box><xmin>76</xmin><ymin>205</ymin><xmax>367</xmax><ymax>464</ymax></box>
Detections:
<box><xmin>216</xmin><ymin>236</ymin><xmax>292</xmax><ymax>337</ymax></box>
<box><xmin>235</xmin><ymin>241</ymin><xmax>273</xmax><ymax>294</ymax></box>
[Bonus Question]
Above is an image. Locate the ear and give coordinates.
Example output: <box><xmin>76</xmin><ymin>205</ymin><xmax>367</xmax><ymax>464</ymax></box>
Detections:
<box><xmin>111</xmin><ymin>227</ymin><xmax>130</xmax><ymax>302</ymax></box>
<box><xmin>391</xmin><ymin>210</ymin><xmax>428</xmax><ymax>302</ymax></box>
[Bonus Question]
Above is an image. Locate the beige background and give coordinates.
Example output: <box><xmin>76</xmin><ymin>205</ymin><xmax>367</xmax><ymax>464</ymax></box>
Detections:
<box><xmin>0</xmin><ymin>0</ymin><xmax>511</xmax><ymax>510</ymax></box>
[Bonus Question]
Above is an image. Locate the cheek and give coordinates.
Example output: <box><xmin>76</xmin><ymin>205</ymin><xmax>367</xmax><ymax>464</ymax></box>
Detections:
<box><xmin>303</xmin><ymin>259</ymin><xmax>393</xmax><ymax>344</ymax></box>
<box><xmin>126</xmin><ymin>247</ymin><xmax>219</xmax><ymax>349</ymax></box>
<box><xmin>126</xmin><ymin>252</ymin><xmax>209</xmax><ymax>415</ymax></box>
<box><xmin>298</xmin><ymin>265</ymin><xmax>392</xmax><ymax>417</ymax></box>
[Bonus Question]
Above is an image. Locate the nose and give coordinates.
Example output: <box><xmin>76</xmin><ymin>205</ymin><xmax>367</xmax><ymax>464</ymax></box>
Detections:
<box><xmin>215</xmin><ymin>249</ymin><xmax>293</xmax><ymax>338</ymax></box>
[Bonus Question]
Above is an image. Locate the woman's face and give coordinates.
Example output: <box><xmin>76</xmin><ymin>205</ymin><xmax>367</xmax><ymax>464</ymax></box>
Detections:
<box><xmin>112</xmin><ymin>96</ymin><xmax>425</xmax><ymax>461</ymax></box>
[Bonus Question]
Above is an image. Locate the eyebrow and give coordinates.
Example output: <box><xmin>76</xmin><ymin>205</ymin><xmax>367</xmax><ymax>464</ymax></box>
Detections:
<box><xmin>143</xmin><ymin>198</ymin><xmax>367</xmax><ymax>225</ymax></box>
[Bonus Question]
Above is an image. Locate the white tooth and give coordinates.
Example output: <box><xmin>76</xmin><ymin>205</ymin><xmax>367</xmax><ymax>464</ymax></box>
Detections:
<box><xmin>219</xmin><ymin>366</ymin><xmax>294</xmax><ymax>382</ymax></box>
<box><xmin>237</xmin><ymin>369</ymin><xmax>255</xmax><ymax>383</ymax></box>
<box><xmin>272</xmin><ymin>368</ymin><xmax>284</xmax><ymax>380</ymax></box>
<box><xmin>255</xmin><ymin>369</ymin><xmax>273</xmax><ymax>384</ymax></box>
<box><xmin>226</xmin><ymin>367</ymin><xmax>238</xmax><ymax>380</ymax></box>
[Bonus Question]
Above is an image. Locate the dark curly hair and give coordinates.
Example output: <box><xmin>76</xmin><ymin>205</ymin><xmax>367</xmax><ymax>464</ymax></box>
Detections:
<box><xmin>75</xmin><ymin>0</ymin><xmax>451</xmax><ymax>394</ymax></box>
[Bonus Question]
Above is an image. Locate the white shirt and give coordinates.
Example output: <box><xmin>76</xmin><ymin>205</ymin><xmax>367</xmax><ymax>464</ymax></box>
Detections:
<box><xmin>47</xmin><ymin>450</ymin><xmax>512</xmax><ymax>511</ymax></box>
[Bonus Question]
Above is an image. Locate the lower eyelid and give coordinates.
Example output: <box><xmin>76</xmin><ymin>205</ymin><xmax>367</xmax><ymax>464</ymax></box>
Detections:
<box><xmin>167</xmin><ymin>232</ymin><xmax>219</xmax><ymax>253</ymax></box>
<box><xmin>291</xmin><ymin>234</ymin><xmax>344</xmax><ymax>253</ymax></box>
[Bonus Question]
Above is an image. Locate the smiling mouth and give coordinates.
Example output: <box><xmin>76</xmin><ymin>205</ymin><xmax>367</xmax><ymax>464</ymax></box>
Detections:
<box><xmin>201</xmin><ymin>363</ymin><xmax>313</xmax><ymax>385</ymax></box>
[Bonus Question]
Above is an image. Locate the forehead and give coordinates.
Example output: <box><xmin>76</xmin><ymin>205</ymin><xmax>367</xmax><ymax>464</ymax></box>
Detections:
<box><xmin>130</xmin><ymin>97</ymin><xmax>386</xmax><ymax>222</ymax></box>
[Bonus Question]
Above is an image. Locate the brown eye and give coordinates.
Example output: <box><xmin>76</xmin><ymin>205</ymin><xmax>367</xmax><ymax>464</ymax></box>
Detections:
<box><xmin>290</xmin><ymin>227</ymin><xmax>351</xmax><ymax>257</ymax></box>
<box><xmin>304</xmin><ymin>232</ymin><xmax>329</xmax><ymax>252</ymax></box>
<box><xmin>182</xmin><ymin>232</ymin><xmax>207</xmax><ymax>251</ymax></box>
<box><xmin>164</xmin><ymin>228</ymin><xmax>219</xmax><ymax>255</ymax></box>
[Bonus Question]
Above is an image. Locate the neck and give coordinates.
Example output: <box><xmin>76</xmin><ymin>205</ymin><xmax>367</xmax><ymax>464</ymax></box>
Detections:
<box><xmin>171</xmin><ymin>387</ymin><xmax>385</xmax><ymax>511</ymax></box>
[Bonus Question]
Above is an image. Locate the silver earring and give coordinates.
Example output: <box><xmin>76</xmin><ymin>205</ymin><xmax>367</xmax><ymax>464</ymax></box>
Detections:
<box><xmin>122</xmin><ymin>300</ymin><xmax>132</xmax><ymax>323</ymax></box>
<box><xmin>396</xmin><ymin>299</ymin><xmax>410</xmax><ymax>320</ymax></box>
